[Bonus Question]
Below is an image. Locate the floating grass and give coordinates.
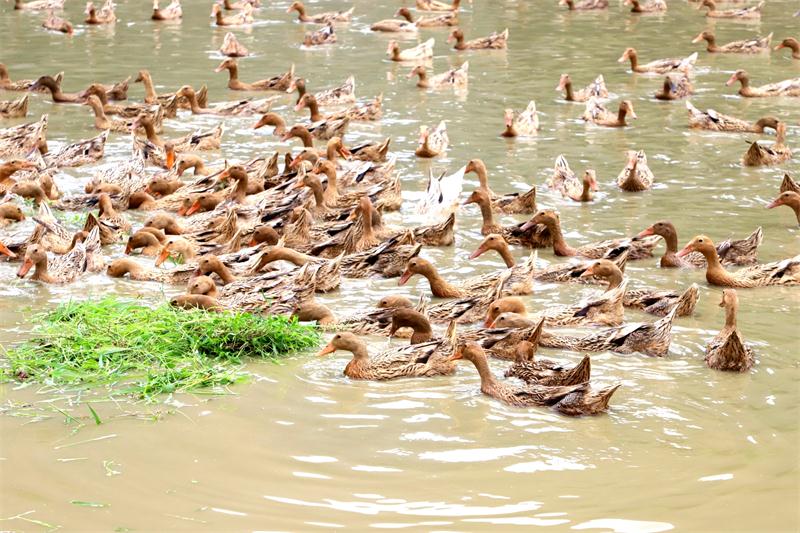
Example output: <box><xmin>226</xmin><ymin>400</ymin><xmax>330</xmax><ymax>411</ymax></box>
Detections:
<box><xmin>2</xmin><ymin>297</ymin><xmax>320</xmax><ymax>400</ymax></box>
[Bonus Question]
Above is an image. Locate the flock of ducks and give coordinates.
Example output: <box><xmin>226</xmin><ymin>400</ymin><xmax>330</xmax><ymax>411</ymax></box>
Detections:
<box><xmin>1</xmin><ymin>0</ymin><xmax>798</xmax><ymax>417</ymax></box>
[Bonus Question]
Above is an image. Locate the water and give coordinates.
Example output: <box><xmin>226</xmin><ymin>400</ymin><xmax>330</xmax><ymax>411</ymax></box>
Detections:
<box><xmin>1</xmin><ymin>0</ymin><xmax>799</xmax><ymax>530</ymax></box>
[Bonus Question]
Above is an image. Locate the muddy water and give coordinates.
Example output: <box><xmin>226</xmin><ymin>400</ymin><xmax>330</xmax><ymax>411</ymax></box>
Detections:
<box><xmin>1</xmin><ymin>0</ymin><xmax>799</xmax><ymax>530</ymax></box>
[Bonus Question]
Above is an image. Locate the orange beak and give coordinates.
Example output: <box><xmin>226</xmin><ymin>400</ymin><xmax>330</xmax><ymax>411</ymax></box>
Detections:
<box><xmin>248</xmin><ymin>237</ymin><xmax>259</xmax><ymax>247</ymax></box>
<box><xmin>774</xmin><ymin>43</ymin><xmax>785</xmax><ymax>51</ymax></box>
<box><xmin>16</xmin><ymin>258</ymin><xmax>33</xmax><ymax>278</ymax></box>
<box><xmin>124</xmin><ymin>239</ymin><xmax>134</xmax><ymax>255</ymax></box>
<box><xmin>398</xmin><ymin>269</ymin><xmax>412</xmax><ymax>285</ymax></box>
<box><xmin>483</xmin><ymin>315</ymin><xmax>496</xmax><ymax>328</ymax></box>
<box><xmin>155</xmin><ymin>247</ymin><xmax>171</xmax><ymax>267</ymax></box>
<box><xmin>165</xmin><ymin>148</ymin><xmax>175</xmax><ymax>169</ymax></box>
<box><xmin>446</xmin><ymin>347</ymin><xmax>463</xmax><ymax>362</ymax></box>
<box><xmin>637</xmin><ymin>226</ymin><xmax>654</xmax><ymax>237</ymax></box>
<box><xmin>338</xmin><ymin>145</ymin><xmax>352</xmax><ymax>159</ymax></box>
<box><xmin>0</xmin><ymin>241</ymin><xmax>17</xmax><ymax>258</ymax></box>
<box><xmin>316</xmin><ymin>341</ymin><xmax>336</xmax><ymax>357</ymax></box>
<box><xmin>469</xmin><ymin>243</ymin><xmax>487</xmax><ymax>260</ymax></box>
<box><xmin>579</xmin><ymin>265</ymin><xmax>596</xmax><ymax>278</ymax></box>
<box><xmin>724</xmin><ymin>73</ymin><xmax>738</xmax><ymax>87</ymax></box>
<box><xmin>184</xmin><ymin>199</ymin><xmax>202</xmax><ymax>216</ymax></box>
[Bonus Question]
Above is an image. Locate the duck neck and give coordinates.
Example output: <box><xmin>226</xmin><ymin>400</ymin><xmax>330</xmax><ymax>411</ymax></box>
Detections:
<box><xmin>579</xmin><ymin>179</ymin><xmax>593</xmax><ymax>201</ymax></box>
<box><xmin>724</xmin><ymin>301</ymin><xmax>737</xmax><ymax>329</ymax></box>
<box><xmin>141</xmin><ymin>74</ymin><xmax>158</xmax><ymax>103</ymax></box>
<box><xmin>603</xmin><ymin>270</ymin><xmax>624</xmax><ymax>290</ymax></box>
<box><xmin>273</xmin><ymin>247</ymin><xmax>311</xmax><ymax>267</ymax></box>
<box><xmin>32</xmin><ymin>257</ymin><xmax>53</xmax><ymax>282</ymax></box>
<box><xmin>415</xmin><ymin>69</ymin><xmax>429</xmax><ymax>88</ymax></box>
<box><xmin>453</xmin><ymin>34</ymin><xmax>465</xmax><ymax>50</ymax></box>
<box><xmin>617</xmin><ymin>105</ymin><xmax>628</xmax><ymax>125</ymax></box>
<box><xmin>346</xmin><ymin>342</ymin><xmax>370</xmax><ymax>365</ymax></box>
<box><xmin>321</xmin><ymin>167</ymin><xmax>337</xmax><ymax>205</ymax></box>
<box><xmin>214</xmin><ymin>264</ymin><xmax>236</xmax><ymax>284</ymax></box>
<box><xmin>470</xmin><ymin>354</ymin><xmax>499</xmax><ymax>390</ymax></box>
<box><xmin>422</xmin><ymin>268</ymin><xmax>460</xmax><ymax>298</ymax></box>
<box><xmin>226</xmin><ymin>63</ymin><xmax>239</xmax><ymax>82</ymax></box>
<box><xmin>296</xmin><ymin>128</ymin><xmax>314</xmax><ymax>148</ymax></box>
<box><xmin>704</xmin><ymin>35</ymin><xmax>717</xmax><ymax>51</ymax></box>
<box><xmin>628</xmin><ymin>52</ymin><xmax>638</xmax><ymax>71</ymax></box>
<box><xmin>548</xmin><ymin>219</ymin><xmax>575</xmax><ymax>256</ymax></box>
<box><xmin>496</xmin><ymin>245</ymin><xmax>515</xmax><ymax>268</ymax></box>
<box><xmin>185</xmin><ymin>90</ymin><xmax>203</xmax><ymax>113</ymax></box>
<box><xmin>142</xmin><ymin>120</ymin><xmax>162</xmax><ymax>145</ymax></box>
<box><xmin>477</xmin><ymin>198</ymin><xmax>495</xmax><ymax>231</ymax></box>
<box><xmin>306</xmin><ymin>99</ymin><xmax>322</xmax><ymax>122</ymax></box>
<box><xmin>563</xmin><ymin>80</ymin><xmax>574</xmax><ymax>101</ymax></box>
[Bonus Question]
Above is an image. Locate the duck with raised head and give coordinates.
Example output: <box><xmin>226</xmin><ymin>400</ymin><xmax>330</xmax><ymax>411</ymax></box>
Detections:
<box><xmin>462</xmin><ymin>189</ymin><xmax>550</xmax><ymax>249</ymax></box>
<box><xmin>303</xmin><ymin>23</ymin><xmax>337</xmax><ymax>46</ymax></box>
<box><xmin>29</xmin><ymin>76</ymin><xmax>83</xmax><ymax>103</ymax></box>
<box><xmin>638</xmin><ymin>220</ymin><xmax>762</xmax><ymax>267</ymax></box>
<box><xmin>296</xmin><ymin>93</ymin><xmax>380</xmax><ymax>123</ymax></box>
<box><xmin>692</xmin><ymin>31</ymin><xmax>771</xmax><ymax>53</ymax></box>
<box><xmin>85</xmin><ymin>95</ymin><xmax>152</xmax><ymax>133</ymax></box>
<box><xmin>469</xmin><ymin>234</ymin><xmax>517</xmax><ymax>269</ymax></box>
<box><xmin>527</xmin><ymin>248</ymin><xmax>627</xmax><ymax>287</ymax></box>
<box><xmin>616</xmin><ymin>150</ymin><xmax>654</xmax><ymax>191</ymax></box>
<box><xmin>211</xmin><ymin>2</ymin><xmax>253</xmax><ymax>26</ymax></box>
<box><xmin>465</xmin><ymin>159</ymin><xmax>537</xmax><ymax>215</ymax></box>
<box><xmin>175</xmin><ymin>85</ymin><xmax>273</xmax><ymax>116</ymax></box>
<box><xmin>557</xmin><ymin>74</ymin><xmax>608</xmax><ymax>102</ymax></box>
<box><xmin>394</xmin><ymin>7</ymin><xmax>457</xmax><ymax>26</ymax></box>
<box><xmin>17</xmin><ymin>227</ymin><xmax>99</xmax><ymax>284</ymax></box>
<box><xmin>371</xmin><ymin>12</ymin><xmax>418</xmax><ymax>33</ymax></box>
<box><xmin>415</xmin><ymin>121</ymin><xmax>448</xmax><ymax>158</ymax></box>
<box><xmin>151</xmin><ymin>0</ymin><xmax>181</xmax><ymax>20</ymax></box>
<box><xmin>775</xmin><ymin>38</ymin><xmax>800</xmax><ymax>59</ymax></box>
<box><xmin>387</xmin><ymin>38</ymin><xmax>435</xmax><ymax>62</ymax></box>
<box><xmin>84</xmin><ymin>0</ymin><xmax>116</xmax><ymax>24</ymax></box>
<box><xmin>655</xmin><ymin>74</ymin><xmax>693</xmax><ymax>100</ymax></box>
<box><xmin>317</xmin><ymin>330</ymin><xmax>456</xmax><ymax>380</ymax></box>
<box><xmin>767</xmin><ymin>191</ymin><xmax>800</xmax><ymax>225</ymax></box>
<box><xmin>448</xmin><ymin>28</ymin><xmax>508</xmax><ymax>50</ymax></box>
<box><xmin>583</xmin><ymin>98</ymin><xmax>636</xmax><ymax>127</ymax></box>
<box><xmin>524</xmin><ymin>209</ymin><xmax>659</xmax><ymax>259</ymax></box>
<box><xmin>618</xmin><ymin>48</ymin><xmax>697</xmax><ymax>74</ymax></box>
<box><xmin>742</xmin><ymin>122</ymin><xmax>792</xmax><ymax>166</ymax></box>
<box><xmin>706</xmin><ymin>289</ymin><xmax>754</xmax><ymax>372</ymax></box>
<box><xmin>289</xmin><ymin>76</ymin><xmax>355</xmax><ymax>106</ymax></box>
<box><xmin>220</xmin><ymin>32</ymin><xmax>248</xmax><ymax>57</ymax></box>
<box><xmin>398</xmin><ymin>257</ymin><xmax>512</xmax><ymax>299</ymax></box>
<box><xmin>726</xmin><ymin>70</ymin><xmax>800</xmax><ymax>97</ymax></box>
<box><xmin>700</xmin><ymin>0</ymin><xmax>763</xmax><ymax>19</ymax></box>
<box><xmin>685</xmin><ymin>102</ymin><xmax>779</xmax><ymax>132</ymax></box>
<box><xmin>253</xmin><ymin>112</ymin><xmax>288</xmax><ymax>137</ymax></box>
<box><xmin>570</xmin><ymin>170</ymin><xmax>598</xmax><ymax>202</ymax></box>
<box><xmin>82</xmin><ymin>83</ymin><xmax>171</xmax><ymax>119</ymax></box>
<box><xmin>0</xmin><ymin>64</ymin><xmax>58</xmax><ymax>91</ymax></box>
<box><xmin>678</xmin><ymin>235</ymin><xmax>800</xmax><ymax>287</ymax></box>
<box><xmin>42</xmin><ymin>11</ymin><xmax>73</xmax><ymax>34</ymax></box>
<box><xmin>287</xmin><ymin>1</ymin><xmax>352</xmax><ymax>23</ymax></box>
<box><xmin>501</xmin><ymin>101</ymin><xmax>538</xmax><ymax>137</ymax></box>
<box><xmin>0</xmin><ymin>95</ymin><xmax>28</xmax><ymax>119</ymax></box>
<box><xmin>135</xmin><ymin>70</ymin><xmax>208</xmax><ymax>111</ymax></box>
<box><xmin>215</xmin><ymin>59</ymin><xmax>295</xmax><ymax>92</ymax></box>
<box><xmin>417</xmin><ymin>0</ymin><xmax>460</xmax><ymax>11</ymax></box>
<box><xmin>625</xmin><ymin>0</ymin><xmax>666</xmax><ymax>13</ymax></box>
<box><xmin>547</xmin><ymin>155</ymin><xmax>597</xmax><ymax>200</ymax></box>
<box><xmin>559</xmin><ymin>0</ymin><xmax>608</xmax><ymax>10</ymax></box>
<box><xmin>409</xmin><ymin>63</ymin><xmax>469</xmax><ymax>91</ymax></box>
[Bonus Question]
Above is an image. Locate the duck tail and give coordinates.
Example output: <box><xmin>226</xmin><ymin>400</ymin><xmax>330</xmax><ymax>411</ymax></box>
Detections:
<box><xmin>673</xmin><ymin>283</ymin><xmax>699</xmax><ymax>317</ymax></box>
<box><xmin>562</xmin><ymin>354</ymin><xmax>591</xmax><ymax>385</ymax></box>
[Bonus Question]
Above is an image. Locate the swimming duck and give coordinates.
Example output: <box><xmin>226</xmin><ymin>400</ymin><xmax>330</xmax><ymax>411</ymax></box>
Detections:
<box><xmin>742</xmin><ymin>122</ymin><xmax>792</xmax><ymax>166</ymax></box>
<box><xmin>625</xmin><ymin>0</ymin><xmax>666</xmax><ymax>13</ymax></box>
<box><xmin>692</xmin><ymin>31</ymin><xmax>771</xmax><ymax>53</ymax></box>
<box><xmin>465</xmin><ymin>159</ymin><xmax>537</xmax><ymax>215</ymax></box>
<box><xmin>296</xmin><ymin>93</ymin><xmax>381</xmax><ymax>123</ymax></box>
<box><xmin>775</xmin><ymin>38</ymin><xmax>800</xmax><ymax>59</ymax></box>
<box><xmin>96</xmin><ymin>192</ymin><xmax>131</xmax><ymax>233</ymax></box>
<box><xmin>767</xmin><ymin>191</ymin><xmax>800</xmax><ymax>225</ymax></box>
<box><xmin>705</xmin><ymin>289</ymin><xmax>754</xmax><ymax>372</ymax></box>
<box><xmin>170</xmin><ymin>294</ymin><xmax>223</xmax><ymax>312</ymax></box>
<box><xmin>82</xmin><ymin>83</ymin><xmax>171</xmax><ymax>119</ymax></box>
<box><xmin>677</xmin><ymin>235</ymin><xmax>800</xmax><ymax>287</ymax></box>
<box><xmin>283</xmin><ymin>118</ymin><xmax>349</xmax><ymax>144</ymax></box>
<box><xmin>685</xmin><ymin>102</ymin><xmax>779</xmax><ymax>132</ymax></box>
<box><xmin>0</xmin><ymin>115</ymin><xmax>48</xmax><ymax>159</ymax></box>
<box><xmin>42</xmin><ymin>11</ymin><xmax>73</xmax><ymax>34</ymax></box>
<box><xmin>0</xmin><ymin>64</ymin><xmax>58</xmax><ymax>91</ymax></box>
<box><xmin>638</xmin><ymin>221</ymin><xmax>762</xmax><ymax>268</ymax></box>
<box><xmin>0</xmin><ymin>160</ymin><xmax>39</xmax><ymax>192</ymax></box>
<box><xmin>699</xmin><ymin>0</ymin><xmax>763</xmax><ymax>19</ymax></box>
<box><xmin>220</xmin><ymin>32</ymin><xmax>248</xmax><ymax>57</ymax></box>
<box><xmin>135</xmin><ymin>70</ymin><xmax>208</xmax><ymax>111</ymax></box>
<box><xmin>556</xmin><ymin>74</ymin><xmax>608</xmax><ymax>102</ymax></box>
<box><xmin>107</xmin><ymin>257</ymin><xmax>194</xmax><ymax>284</ymax></box>
<box><xmin>17</xmin><ymin>227</ymin><xmax>99</xmax><ymax>283</ymax></box>
<box><xmin>14</xmin><ymin>0</ymin><xmax>64</xmax><ymax>10</ymax></box>
<box><xmin>124</xmin><ymin>229</ymin><xmax>164</xmax><ymax>256</ymax></box>
<box><xmin>582</xmin><ymin>98</ymin><xmax>637</xmax><ymax>127</ymax></box>
<box><xmin>415</xmin><ymin>121</ymin><xmax>448</xmax><ymax>158</ymax></box>
<box><xmin>618</xmin><ymin>48</ymin><xmax>697</xmax><ymax>74</ymax></box>
<box><xmin>559</xmin><ymin>0</ymin><xmax>608</xmax><ymax>10</ymax></box>
<box><xmin>522</xmin><ymin>209</ymin><xmax>659</xmax><ymax>259</ymax></box>
<box><xmin>84</xmin><ymin>0</ymin><xmax>116</xmax><ymax>24</ymax></box>
<box><xmin>325</xmin><ymin>293</ymin><xmax>425</xmax><ymax>337</ymax></box>
<box><xmin>176</xmin><ymin>86</ymin><xmax>274</xmax><ymax>116</ymax></box>
<box><xmin>289</xmin><ymin>76</ymin><xmax>355</xmax><ymax>106</ymax></box>
<box><xmin>448</xmin><ymin>28</ymin><xmax>508</xmax><ymax>50</ymax></box>
<box><xmin>726</xmin><ymin>70</ymin><xmax>800</xmax><ymax>97</ymax></box>
<box><xmin>387</xmin><ymin>38</ymin><xmax>435</xmax><ymax>61</ymax></box>
<box><xmin>616</xmin><ymin>150</ymin><xmax>654</xmax><ymax>191</ymax></box>
<box><xmin>469</xmin><ymin>234</ymin><xmax>517</xmax><ymax>269</ymax></box>
<box><xmin>654</xmin><ymin>74</ymin><xmax>693</xmax><ymax>100</ymax></box>
<box><xmin>317</xmin><ymin>330</ymin><xmax>456</xmax><ymax>380</ymax></box>
<box><xmin>398</xmin><ymin>256</ymin><xmax>511</xmax><ymax>299</ymax></box>
<box><xmin>287</xmin><ymin>1</ymin><xmax>353</xmax><ymax>23</ymax></box>
<box><xmin>303</xmin><ymin>23</ymin><xmax>337</xmax><ymax>46</ymax></box>
<box><xmin>151</xmin><ymin>0</ymin><xmax>181</xmax><ymax>20</ymax></box>
<box><xmin>211</xmin><ymin>3</ymin><xmax>253</xmax><ymax>26</ymax></box>
<box><xmin>29</xmin><ymin>76</ymin><xmax>84</xmax><ymax>103</ymax></box>
<box><xmin>501</xmin><ymin>101</ymin><xmax>538</xmax><ymax>137</ymax></box>
<box><xmin>347</xmin><ymin>138</ymin><xmax>391</xmax><ymax>163</ymax></box>
<box><xmin>293</xmin><ymin>301</ymin><xmax>336</xmax><ymax>325</ymax></box>
<box><xmin>0</xmin><ymin>95</ymin><xmax>28</xmax><ymax>119</ymax></box>
<box><xmin>394</xmin><ymin>7</ymin><xmax>457</xmax><ymax>26</ymax></box>
<box><xmin>547</xmin><ymin>155</ymin><xmax>594</xmax><ymax>200</ymax></box>
<box><xmin>417</xmin><ymin>0</ymin><xmax>460</xmax><ymax>11</ymax></box>
<box><xmin>409</xmin><ymin>63</ymin><xmax>469</xmax><ymax>90</ymax></box>
<box><xmin>0</xmin><ymin>202</ymin><xmax>25</xmax><ymax>227</ymax></box>
<box><xmin>504</xmin><ymin>330</ymin><xmax>592</xmax><ymax>387</ymax></box>
<box><xmin>370</xmin><ymin>14</ymin><xmax>418</xmax><ymax>33</ymax></box>
<box><xmin>84</xmin><ymin>96</ymin><xmax>155</xmax><ymax>133</ymax></box>
<box><xmin>215</xmin><ymin>59</ymin><xmax>295</xmax><ymax>92</ymax></box>
<box><xmin>449</xmin><ymin>342</ymin><xmax>617</xmax><ymax>416</ymax></box>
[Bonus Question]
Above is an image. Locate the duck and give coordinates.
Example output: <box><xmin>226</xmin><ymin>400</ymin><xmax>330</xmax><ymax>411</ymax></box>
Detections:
<box><xmin>215</xmin><ymin>59</ymin><xmax>295</xmax><ymax>92</ymax></box>
<box><xmin>124</xmin><ymin>229</ymin><xmax>164</xmax><ymax>256</ymax></box>
<box><xmin>685</xmin><ymin>102</ymin><xmax>779</xmax><ymax>132</ymax></box>
<box><xmin>465</xmin><ymin>159</ymin><xmax>537</xmax><ymax>214</ymax></box>
<box><xmin>287</xmin><ymin>1</ymin><xmax>353</xmax><ymax>23</ymax></box>
<box><xmin>370</xmin><ymin>14</ymin><xmax>418</xmax><ymax>33</ymax></box>
<box><xmin>742</xmin><ymin>121</ymin><xmax>792</xmax><ymax>166</ymax></box>
<box><xmin>296</xmin><ymin>93</ymin><xmax>380</xmax><ymax>123</ymax></box>
<box><xmin>282</xmin><ymin>119</ymin><xmax>349</xmax><ymax>144</ymax></box>
<box><xmin>0</xmin><ymin>95</ymin><xmax>28</xmax><ymax>119</ymax></box>
<box><xmin>505</xmin><ymin>336</ymin><xmax>592</xmax><ymax>387</ymax></box>
<box><xmin>0</xmin><ymin>202</ymin><xmax>25</xmax><ymax>227</ymax></box>
<box><xmin>249</xmin><ymin>247</ymin><xmax>343</xmax><ymax>292</ymax></box>
<box><xmin>170</xmin><ymin>294</ymin><xmax>222</xmax><ymax>311</ymax></box>
<box><xmin>522</xmin><ymin>209</ymin><xmax>659</xmax><ymax>259</ymax></box>
<box><xmin>316</xmin><ymin>330</ymin><xmax>456</xmax><ymax>380</ymax></box>
<box><xmin>582</xmin><ymin>259</ymin><xmax>699</xmax><ymax>317</ymax></box>
<box><xmin>84</xmin><ymin>95</ymin><xmax>146</xmax><ymax>133</ymax></box>
<box><xmin>247</xmin><ymin>225</ymin><xmax>280</xmax><ymax>247</ymax></box>
<box><xmin>107</xmin><ymin>257</ymin><xmax>194</xmax><ymax>284</ymax></box>
<box><xmin>0</xmin><ymin>64</ymin><xmax>59</xmax><ymax>91</ymax></box>
<box><xmin>726</xmin><ymin>70</ymin><xmax>800</xmax><ymax>97</ymax></box>
<box><xmin>340</xmin><ymin>233</ymin><xmax>423</xmax><ymax>279</ymax></box>
<box><xmin>42</xmin><ymin>11</ymin><xmax>73</xmax><ymax>34</ymax></box>
<box><xmin>618</xmin><ymin>48</ymin><xmax>697</xmax><ymax>74</ymax></box>
<box><xmin>463</xmin><ymin>189</ymin><xmax>550</xmax><ymax>248</ymax></box>
<box><xmin>767</xmin><ymin>191</ymin><xmax>800</xmax><ymax>225</ymax></box>
<box><xmin>582</xmin><ymin>98</ymin><xmax>637</xmax><ymax>127</ymax></box>
<box><xmin>692</xmin><ymin>31</ymin><xmax>771</xmax><ymax>53</ymax></box>
<box><xmin>556</xmin><ymin>74</ymin><xmax>608</xmax><ymax>102</ymax></box>
<box><xmin>394</xmin><ymin>7</ymin><xmax>457</xmax><ymax>27</ymax></box>
<box><xmin>448</xmin><ymin>28</ymin><xmax>508</xmax><ymax>50</ymax></box>
<box><xmin>699</xmin><ymin>0</ymin><xmax>764</xmax><ymax>19</ymax></box>
<box><xmin>705</xmin><ymin>289</ymin><xmax>754</xmax><ymax>372</ymax></box>
<box><xmin>252</xmin><ymin>112</ymin><xmax>288</xmax><ymax>137</ymax></box>
<box><xmin>625</xmin><ymin>0</ymin><xmax>666</xmax><ymax>12</ymax></box>
<box><xmin>211</xmin><ymin>3</ymin><xmax>253</xmax><ymax>26</ymax></box>
<box><xmin>289</xmin><ymin>76</ymin><xmax>355</xmax><ymax>106</ymax></box>
<box><xmin>387</xmin><ymin>38</ymin><xmax>435</xmax><ymax>62</ymax></box>
<box><xmin>501</xmin><ymin>101</ymin><xmax>538</xmax><ymax>137</ymax></box>
<box><xmin>16</xmin><ymin>227</ymin><xmax>99</xmax><ymax>283</ymax></box>
<box><xmin>82</xmin><ymin>83</ymin><xmax>170</xmax><ymax>119</ymax></box>
<box><xmin>408</xmin><ymin>63</ymin><xmax>469</xmax><ymax>90</ymax></box>
<box><xmin>559</xmin><ymin>0</ymin><xmax>608</xmax><ymax>10</ymax></box>
<box><xmin>293</xmin><ymin>301</ymin><xmax>336</xmax><ymax>325</ymax></box>
<box><xmin>0</xmin><ymin>115</ymin><xmax>48</xmax><ymax>158</ymax></box>
<box><xmin>220</xmin><ymin>32</ymin><xmax>248</xmax><ymax>57</ymax></box>
<box><xmin>325</xmin><ymin>293</ymin><xmax>425</xmax><ymax>337</ymax></box>
<box><xmin>44</xmin><ymin>130</ymin><xmax>109</xmax><ymax>171</ymax></box>
<box><xmin>151</xmin><ymin>0</ymin><xmax>181</xmax><ymax>20</ymax></box>
<box><xmin>616</xmin><ymin>150</ymin><xmax>654</xmax><ymax>191</ymax></box>
<box><xmin>571</xmin><ymin>170</ymin><xmax>598</xmax><ymax>202</ymax></box>
<box><xmin>135</xmin><ymin>70</ymin><xmax>208</xmax><ymax>111</ymax></box>
<box><xmin>10</xmin><ymin>180</ymin><xmax>48</xmax><ymax>205</ymax></box>
<box><xmin>13</xmin><ymin>0</ymin><xmax>64</xmax><ymax>10</ymax></box>
<box><xmin>177</xmin><ymin>86</ymin><xmax>273</xmax><ymax>116</ymax></box>
<box><xmin>417</xmin><ymin>0</ymin><xmax>460</xmax><ymax>11</ymax></box>
<box><xmin>547</xmin><ymin>155</ymin><xmax>596</xmax><ymax>200</ymax></box>
<box><xmin>348</xmin><ymin>138</ymin><xmax>392</xmax><ymax>163</ymax></box>
<box><xmin>678</xmin><ymin>235</ymin><xmax>800</xmax><ymax>287</ymax></box>
<box><xmin>400</xmin><ymin>255</ymin><xmax>533</xmax><ymax>298</ymax></box>
<box><xmin>0</xmin><ymin>160</ymin><xmax>38</xmax><ymax>192</ymax></box>
<box><xmin>84</xmin><ymin>0</ymin><xmax>116</xmax><ymax>24</ymax></box>
<box><xmin>29</xmin><ymin>75</ymin><xmax>84</xmax><ymax>103</ymax></box>
<box><xmin>415</xmin><ymin>121</ymin><xmax>448</xmax><ymax>157</ymax></box>
<box><xmin>469</xmin><ymin>234</ymin><xmax>517</xmax><ymax>268</ymax></box>
<box><xmin>654</xmin><ymin>74</ymin><xmax>693</xmax><ymax>100</ymax></box>
<box><xmin>638</xmin><ymin>220</ymin><xmax>762</xmax><ymax>268</ymax></box>
<box><xmin>303</xmin><ymin>23</ymin><xmax>337</xmax><ymax>46</ymax></box>
<box><xmin>96</xmin><ymin>192</ymin><xmax>131</xmax><ymax>233</ymax></box>
<box><xmin>448</xmin><ymin>342</ymin><xmax>617</xmax><ymax>416</ymax></box>
<box><xmin>775</xmin><ymin>38</ymin><xmax>800</xmax><ymax>59</ymax></box>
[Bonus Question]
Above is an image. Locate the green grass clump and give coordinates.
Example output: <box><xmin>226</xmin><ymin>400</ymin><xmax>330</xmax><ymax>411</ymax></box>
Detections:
<box><xmin>2</xmin><ymin>297</ymin><xmax>320</xmax><ymax>400</ymax></box>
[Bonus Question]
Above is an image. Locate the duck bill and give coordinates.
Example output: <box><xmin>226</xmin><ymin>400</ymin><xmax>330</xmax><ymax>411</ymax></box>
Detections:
<box><xmin>469</xmin><ymin>244</ymin><xmax>487</xmax><ymax>260</ymax></box>
<box><xmin>774</xmin><ymin>43</ymin><xmax>785</xmax><ymax>50</ymax></box>
<box><xmin>165</xmin><ymin>148</ymin><xmax>176</xmax><ymax>169</ymax></box>
<box><xmin>214</xmin><ymin>63</ymin><xmax>226</xmax><ymax>73</ymax></box>
<box><xmin>248</xmin><ymin>237</ymin><xmax>259</xmax><ymax>247</ymax></box>
<box><xmin>398</xmin><ymin>269</ymin><xmax>412</xmax><ymax>286</ymax></box>
<box><xmin>724</xmin><ymin>73</ymin><xmax>738</xmax><ymax>87</ymax></box>
<box><xmin>628</xmin><ymin>109</ymin><xmax>638</xmax><ymax>120</ymax></box>
<box><xmin>124</xmin><ymin>240</ymin><xmax>134</xmax><ymax>255</ymax></box>
<box><xmin>520</xmin><ymin>220</ymin><xmax>535</xmax><ymax>232</ymax></box>
<box><xmin>154</xmin><ymin>247</ymin><xmax>171</xmax><ymax>267</ymax></box>
<box><xmin>279</xmin><ymin>132</ymin><xmax>292</xmax><ymax>142</ymax></box>
<box><xmin>579</xmin><ymin>265</ymin><xmax>596</xmax><ymax>278</ymax></box>
<box><xmin>16</xmin><ymin>258</ymin><xmax>33</xmax><ymax>278</ymax></box>
<box><xmin>676</xmin><ymin>244</ymin><xmax>693</xmax><ymax>258</ymax></box>
<box><xmin>766</xmin><ymin>198</ymin><xmax>782</xmax><ymax>209</ymax></box>
<box><xmin>184</xmin><ymin>200</ymin><xmax>202</xmax><ymax>216</ymax></box>
<box><xmin>288</xmin><ymin>156</ymin><xmax>303</xmax><ymax>170</ymax></box>
<box><xmin>691</xmin><ymin>34</ymin><xmax>703</xmax><ymax>44</ymax></box>
<box><xmin>446</xmin><ymin>349</ymin><xmax>463</xmax><ymax>362</ymax></box>
<box><xmin>338</xmin><ymin>145</ymin><xmax>352</xmax><ymax>158</ymax></box>
<box><xmin>253</xmin><ymin>117</ymin><xmax>266</xmax><ymax>130</ymax></box>
<box><xmin>316</xmin><ymin>341</ymin><xmax>336</xmax><ymax>357</ymax></box>
<box><xmin>637</xmin><ymin>226</ymin><xmax>655</xmax><ymax>237</ymax></box>
<box><xmin>0</xmin><ymin>242</ymin><xmax>17</xmax><ymax>258</ymax></box>
<box><xmin>293</xmin><ymin>101</ymin><xmax>305</xmax><ymax>112</ymax></box>
<box><xmin>483</xmin><ymin>316</ymin><xmax>496</xmax><ymax>328</ymax></box>
<box><xmin>616</xmin><ymin>53</ymin><xmax>627</xmax><ymax>63</ymax></box>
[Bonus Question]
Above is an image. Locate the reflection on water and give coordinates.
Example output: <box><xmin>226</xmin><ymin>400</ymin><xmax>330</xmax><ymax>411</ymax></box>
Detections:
<box><xmin>1</xmin><ymin>0</ymin><xmax>799</xmax><ymax>530</ymax></box>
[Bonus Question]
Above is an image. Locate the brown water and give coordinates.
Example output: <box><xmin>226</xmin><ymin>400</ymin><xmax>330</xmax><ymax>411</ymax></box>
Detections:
<box><xmin>1</xmin><ymin>0</ymin><xmax>800</xmax><ymax>530</ymax></box>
